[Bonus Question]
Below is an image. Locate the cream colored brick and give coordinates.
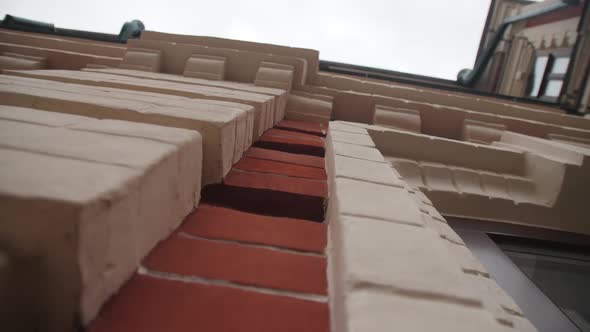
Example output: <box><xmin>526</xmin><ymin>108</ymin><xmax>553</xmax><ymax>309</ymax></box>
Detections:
<box><xmin>38</xmin><ymin>72</ymin><xmax>251</xmax><ymax>154</ymax></box>
<box><xmin>254</xmin><ymin>66</ymin><xmax>293</xmax><ymax>91</ymax></box>
<box><xmin>410</xmin><ymin>191</ymin><xmax>429</xmax><ymax>212</ymax></box>
<box><xmin>453</xmin><ymin>166</ymin><xmax>485</xmax><ymax>195</ymax></box>
<box><xmin>4</xmin><ymin>74</ymin><xmax>252</xmax><ymax>163</ymax></box>
<box><xmin>0</xmin><ymin>118</ymin><xmax>201</xmax><ymax>253</ymax></box>
<box><xmin>512</xmin><ymin>316</ymin><xmax>539</xmax><ymax>332</ymax></box>
<box><xmin>0</xmin><ymin>105</ymin><xmax>90</xmax><ymax>126</ymax></box>
<box><xmin>330</xmin><ymin>121</ymin><xmax>370</xmax><ymax>134</ymax></box>
<box><xmin>420</xmin><ymin>212</ymin><xmax>464</xmax><ymax>245</ymax></box>
<box><xmin>68</xmin><ymin>118</ymin><xmax>203</xmax><ymax>207</ymax></box>
<box><xmin>0</xmin><ymin>112</ymin><xmax>202</xmax><ymax>329</ymax></box>
<box><xmin>85</xmin><ymin>67</ymin><xmax>286</xmax><ymax>127</ymax></box>
<box><xmin>335</xmin><ymin>215</ymin><xmax>480</xmax><ymax>303</ymax></box>
<box><xmin>285</xmin><ymin>95</ymin><xmax>332</xmax><ymax>122</ymax></box>
<box><xmin>446</xmin><ymin>241</ymin><xmax>490</xmax><ymax>276</ymax></box>
<box><xmin>325</xmin><ymin>126</ymin><xmax>538</xmax><ymax>332</ymax></box>
<box><xmin>416</xmin><ymin>190</ymin><xmax>433</xmax><ymax>205</ymax></box>
<box><xmin>88</xmin><ymin>67</ymin><xmax>285</xmax><ymax>97</ymax></box>
<box><xmin>0</xmin><ymin>75</ymin><xmax>237</xmax><ymax>184</ymax></box>
<box><xmin>120</xmin><ymin>48</ymin><xmax>161</xmax><ymax>72</ymax></box>
<box><xmin>7</xmin><ymin>69</ymin><xmax>273</xmax><ymax>138</ymax></box>
<box><xmin>183</xmin><ymin>54</ymin><xmax>226</xmax><ymax>81</ymax></box>
<box><xmin>426</xmin><ymin>203</ymin><xmax>447</xmax><ymax>222</ymax></box>
<box><xmin>346</xmin><ymin>289</ymin><xmax>502</xmax><ymax>332</ymax></box>
<box><xmin>388</xmin><ymin>164</ymin><xmax>404</xmax><ymax>180</ymax></box>
<box><xmin>436</xmin><ymin>220</ymin><xmax>465</xmax><ymax>245</ymax></box>
<box><xmin>421</xmin><ymin>212</ymin><xmax>441</xmax><ymax>232</ymax></box>
<box><xmin>334</xmin><ymin>178</ymin><xmax>423</xmax><ymax>226</ymax></box>
<box><xmin>481</xmin><ymin>276</ymin><xmax>524</xmax><ymax>316</ymax></box>
<box><xmin>463</xmin><ymin>273</ymin><xmax>518</xmax><ymax>327</ymax></box>
<box><xmin>0</xmin><ymin>54</ymin><xmax>45</xmax><ymax>70</ymax></box>
<box><xmin>421</xmin><ymin>162</ymin><xmax>456</xmax><ymax>192</ymax></box>
<box><xmin>259</xmin><ymin>61</ymin><xmax>294</xmax><ymax>71</ymax></box>
<box><xmin>481</xmin><ymin>172</ymin><xmax>513</xmax><ymax>200</ymax></box>
<box><xmin>373</xmin><ymin>105</ymin><xmax>421</xmax><ymax>133</ymax></box>
<box><xmin>331</xmin><ymin>130</ymin><xmax>376</xmax><ymax>147</ymax></box>
<box><xmin>333</xmin><ymin>154</ymin><xmax>404</xmax><ymax>187</ymax></box>
<box><xmin>332</xmin><ymin>141</ymin><xmax>385</xmax><ymax>162</ymax></box>
<box><xmin>387</xmin><ymin>157</ymin><xmax>425</xmax><ymax>188</ymax></box>
<box><xmin>506</xmin><ymin>175</ymin><xmax>538</xmax><ymax>204</ymax></box>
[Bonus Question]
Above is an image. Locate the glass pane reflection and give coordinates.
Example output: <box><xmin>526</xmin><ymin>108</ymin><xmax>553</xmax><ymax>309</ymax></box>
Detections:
<box><xmin>545</xmin><ymin>80</ymin><xmax>563</xmax><ymax>97</ymax></box>
<box><xmin>495</xmin><ymin>237</ymin><xmax>590</xmax><ymax>332</ymax></box>
<box><xmin>552</xmin><ymin>57</ymin><xmax>570</xmax><ymax>75</ymax></box>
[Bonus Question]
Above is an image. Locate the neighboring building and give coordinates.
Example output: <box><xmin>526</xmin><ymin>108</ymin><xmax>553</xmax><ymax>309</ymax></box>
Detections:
<box><xmin>0</xmin><ymin>5</ymin><xmax>589</xmax><ymax>332</ymax></box>
<box><xmin>471</xmin><ymin>0</ymin><xmax>590</xmax><ymax>113</ymax></box>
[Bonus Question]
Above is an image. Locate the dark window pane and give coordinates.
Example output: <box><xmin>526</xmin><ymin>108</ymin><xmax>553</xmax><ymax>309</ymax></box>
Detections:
<box><xmin>494</xmin><ymin>236</ymin><xmax>590</xmax><ymax>332</ymax></box>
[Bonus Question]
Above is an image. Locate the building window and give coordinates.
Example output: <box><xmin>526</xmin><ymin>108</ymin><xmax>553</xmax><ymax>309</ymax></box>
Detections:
<box><xmin>529</xmin><ymin>49</ymin><xmax>571</xmax><ymax>102</ymax></box>
<box><xmin>492</xmin><ymin>235</ymin><xmax>590</xmax><ymax>332</ymax></box>
<box><xmin>450</xmin><ymin>219</ymin><xmax>590</xmax><ymax>332</ymax></box>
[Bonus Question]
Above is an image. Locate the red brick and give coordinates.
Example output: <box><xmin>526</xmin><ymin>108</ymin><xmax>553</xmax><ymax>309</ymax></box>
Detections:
<box><xmin>260</xmin><ymin>132</ymin><xmax>324</xmax><ymax>148</ymax></box>
<box><xmin>234</xmin><ymin>157</ymin><xmax>327</xmax><ymax>180</ymax></box>
<box><xmin>144</xmin><ymin>236</ymin><xmax>327</xmax><ymax>295</ymax></box>
<box><xmin>88</xmin><ymin>274</ymin><xmax>329</xmax><ymax>332</ymax></box>
<box><xmin>224</xmin><ymin>170</ymin><xmax>327</xmax><ymax>198</ymax></box>
<box><xmin>253</xmin><ymin>137</ymin><xmax>325</xmax><ymax>157</ymax></box>
<box><xmin>245</xmin><ymin>147</ymin><xmax>325</xmax><ymax>169</ymax></box>
<box><xmin>264</xmin><ymin>128</ymin><xmax>325</xmax><ymax>143</ymax></box>
<box><xmin>179</xmin><ymin>204</ymin><xmax>327</xmax><ymax>253</ymax></box>
<box><xmin>201</xmin><ymin>184</ymin><xmax>325</xmax><ymax>222</ymax></box>
<box><xmin>277</xmin><ymin>120</ymin><xmax>327</xmax><ymax>136</ymax></box>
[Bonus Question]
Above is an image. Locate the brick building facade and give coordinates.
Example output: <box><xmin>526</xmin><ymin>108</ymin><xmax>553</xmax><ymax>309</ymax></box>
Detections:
<box><xmin>0</xmin><ymin>4</ymin><xmax>589</xmax><ymax>331</ymax></box>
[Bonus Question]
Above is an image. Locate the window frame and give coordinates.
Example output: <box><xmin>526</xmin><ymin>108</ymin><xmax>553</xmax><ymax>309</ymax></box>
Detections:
<box><xmin>529</xmin><ymin>48</ymin><xmax>572</xmax><ymax>102</ymax></box>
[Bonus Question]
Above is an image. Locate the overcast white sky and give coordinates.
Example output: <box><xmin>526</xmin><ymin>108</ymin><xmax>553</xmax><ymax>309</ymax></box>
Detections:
<box><xmin>1</xmin><ymin>0</ymin><xmax>493</xmax><ymax>79</ymax></box>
